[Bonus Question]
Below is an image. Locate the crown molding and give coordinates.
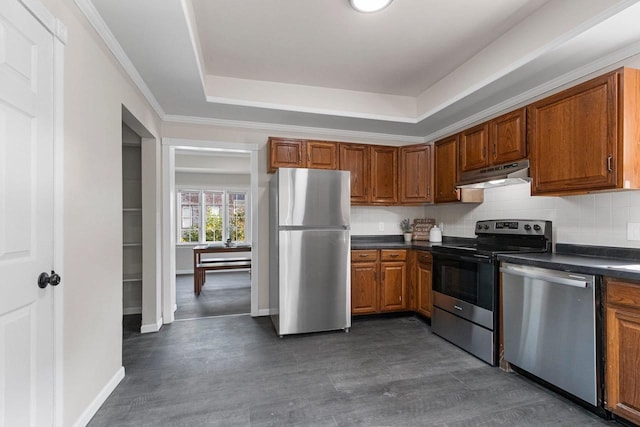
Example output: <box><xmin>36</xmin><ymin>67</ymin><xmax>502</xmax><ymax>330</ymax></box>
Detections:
<box><xmin>73</xmin><ymin>0</ymin><xmax>165</xmax><ymax>118</ymax></box>
<box><xmin>423</xmin><ymin>38</ymin><xmax>640</xmax><ymax>143</ymax></box>
<box><xmin>163</xmin><ymin>114</ymin><xmax>425</xmax><ymax>144</ymax></box>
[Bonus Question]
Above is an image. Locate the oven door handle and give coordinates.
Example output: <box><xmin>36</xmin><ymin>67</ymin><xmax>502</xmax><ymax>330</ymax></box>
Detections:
<box><xmin>433</xmin><ymin>253</ymin><xmax>493</xmax><ymax>264</ymax></box>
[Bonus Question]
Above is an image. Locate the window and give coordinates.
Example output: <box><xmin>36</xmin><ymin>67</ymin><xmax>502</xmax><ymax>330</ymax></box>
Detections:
<box><xmin>177</xmin><ymin>189</ymin><xmax>249</xmax><ymax>244</ymax></box>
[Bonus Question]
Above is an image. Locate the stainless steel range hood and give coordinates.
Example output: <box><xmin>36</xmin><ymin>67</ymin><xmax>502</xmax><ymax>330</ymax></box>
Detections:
<box><xmin>457</xmin><ymin>159</ymin><xmax>530</xmax><ymax>189</ymax></box>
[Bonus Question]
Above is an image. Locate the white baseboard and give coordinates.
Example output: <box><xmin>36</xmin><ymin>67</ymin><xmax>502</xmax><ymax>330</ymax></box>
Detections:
<box><xmin>72</xmin><ymin>366</ymin><xmax>125</xmax><ymax>427</ymax></box>
<box><xmin>140</xmin><ymin>316</ymin><xmax>163</xmax><ymax>334</ymax></box>
<box><xmin>123</xmin><ymin>307</ymin><xmax>142</xmax><ymax>315</ymax></box>
<box><xmin>257</xmin><ymin>308</ymin><xmax>270</xmax><ymax>317</ymax></box>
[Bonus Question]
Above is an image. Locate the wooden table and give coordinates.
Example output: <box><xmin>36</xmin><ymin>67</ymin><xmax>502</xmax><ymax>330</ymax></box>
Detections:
<box><xmin>192</xmin><ymin>244</ymin><xmax>252</xmax><ymax>295</ymax></box>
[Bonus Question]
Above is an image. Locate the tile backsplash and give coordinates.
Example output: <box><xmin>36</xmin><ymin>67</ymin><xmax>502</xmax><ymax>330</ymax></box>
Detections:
<box><xmin>351</xmin><ymin>183</ymin><xmax>640</xmax><ymax>248</ymax></box>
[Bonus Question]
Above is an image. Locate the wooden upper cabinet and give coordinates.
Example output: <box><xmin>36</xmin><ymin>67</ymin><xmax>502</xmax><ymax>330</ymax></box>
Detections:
<box><xmin>528</xmin><ymin>68</ymin><xmax>640</xmax><ymax>195</ymax></box>
<box><xmin>370</xmin><ymin>146</ymin><xmax>398</xmax><ymax>204</ymax></box>
<box><xmin>459</xmin><ymin>109</ymin><xmax>526</xmax><ymax>173</ymax></box>
<box><xmin>459</xmin><ymin>123</ymin><xmax>489</xmax><ymax>173</ymax></box>
<box><xmin>306</xmin><ymin>141</ymin><xmax>337</xmax><ymax>170</ymax></box>
<box><xmin>339</xmin><ymin>143</ymin><xmax>370</xmax><ymax>204</ymax></box>
<box><xmin>268</xmin><ymin>138</ymin><xmax>306</xmax><ymax>172</ymax></box>
<box><xmin>400</xmin><ymin>144</ymin><xmax>432</xmax><ymax>204</ymax></box>
<box><xmin>434</xmin><ymin>135</ymin><xmax>459</xmax><ymax>203</ymax></box>
<box><xmin>268</xmin><ymin>138</ymin><xmax>338</xmax><ymax>173</ymax></box>
<box><xmin>491</xmin><ymin>108</ymin><xmax>526</xmax><ymax>165</ymax></box>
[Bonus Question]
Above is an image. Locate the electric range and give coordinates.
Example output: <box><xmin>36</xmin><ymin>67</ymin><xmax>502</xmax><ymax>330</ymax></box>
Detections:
<box><xmin>430</xmin><ymin>219</ymin><xmax>552</xmax><ymax>365</ymax></box>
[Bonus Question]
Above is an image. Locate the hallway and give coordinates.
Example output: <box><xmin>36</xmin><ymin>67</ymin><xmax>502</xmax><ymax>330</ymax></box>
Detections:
<box><xmin>175</xmin><ymin>271</ymin><xmax>251</xmax><ymax>320</ymax></box>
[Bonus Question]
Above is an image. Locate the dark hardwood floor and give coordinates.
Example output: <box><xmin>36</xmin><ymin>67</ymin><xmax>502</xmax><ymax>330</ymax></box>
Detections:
<box><xmin>92</xmin><ymin>315</ymin><xmax>614</xmax><ymax>426</ymax></box>
<box><xmin>175</xmin><ymin>271</ymin><xmax>251</xmax><ymax>320</ymax></box>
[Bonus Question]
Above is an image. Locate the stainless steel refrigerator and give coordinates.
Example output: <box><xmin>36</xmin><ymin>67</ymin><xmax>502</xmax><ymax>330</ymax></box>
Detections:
<box><xmin>269</xmin><ymin>168</ymin><xmax>351</xmax><ymax>336</ymax></box>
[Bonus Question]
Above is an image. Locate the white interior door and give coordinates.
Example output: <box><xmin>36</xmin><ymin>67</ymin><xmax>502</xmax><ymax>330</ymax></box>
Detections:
<box><xmin>0</xmin><ymin>0</ymin><xmax>57</xmax><ymax>425</ymax></box>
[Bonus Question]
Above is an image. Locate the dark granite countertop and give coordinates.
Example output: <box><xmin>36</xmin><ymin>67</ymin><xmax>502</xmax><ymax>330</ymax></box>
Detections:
<box><xmin>498</xmin><ymin>244</ymin><xmax>640</xmax><ymax>281</ymax></box>
<box><xmin>350</xmin><ymin>235</ymin><xmax>473</xmax><ymax>251</ymax></box>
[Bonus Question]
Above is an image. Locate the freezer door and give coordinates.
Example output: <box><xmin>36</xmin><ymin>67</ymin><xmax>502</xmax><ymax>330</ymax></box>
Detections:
<box><xmin>277</xmin><ymin>229</ymin><xmax>350</xmax><ymax>335</ymax></box>
<box><xmin>278</xmin><ymin>168</ymin><xmax>350</xmax><ymax>227</ymax></box>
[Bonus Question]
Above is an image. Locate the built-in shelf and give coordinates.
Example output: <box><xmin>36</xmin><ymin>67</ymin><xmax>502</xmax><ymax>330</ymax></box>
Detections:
<box><xmin>122</xmin><ymin>123</ymin><xmax>143</xmax><ymax>315</ymax></box>
<box><xmin>123</xmin><ymin>273</ymin><xmax>142</xmax><ymax>282</ymax></box>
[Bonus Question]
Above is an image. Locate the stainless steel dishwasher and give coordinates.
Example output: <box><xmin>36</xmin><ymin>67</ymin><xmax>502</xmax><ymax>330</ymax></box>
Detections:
<box><xmin>501</xmin><ymin>262</ymin><xmax>600</xmax><ymax>406</ymax></box>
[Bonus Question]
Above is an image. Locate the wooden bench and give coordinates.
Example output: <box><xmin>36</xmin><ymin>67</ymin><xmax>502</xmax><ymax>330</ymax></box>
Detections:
<box><xmin>194</xmin><ymin>257</ymin><xmax>252</xmax><ymax>296</ymax></box>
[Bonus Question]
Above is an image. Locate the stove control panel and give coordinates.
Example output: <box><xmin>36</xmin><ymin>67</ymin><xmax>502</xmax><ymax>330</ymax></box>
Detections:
<box><xmin>475</xmin><ymin>219</ymin><xmax>551</xmax><ymax>238</ymax></box>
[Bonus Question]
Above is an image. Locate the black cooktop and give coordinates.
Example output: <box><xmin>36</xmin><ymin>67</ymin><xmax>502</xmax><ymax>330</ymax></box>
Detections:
<box><xmin>431</xmin><ymin>219</ymin><xmax>552</xmax><ymax>257</ymax></box>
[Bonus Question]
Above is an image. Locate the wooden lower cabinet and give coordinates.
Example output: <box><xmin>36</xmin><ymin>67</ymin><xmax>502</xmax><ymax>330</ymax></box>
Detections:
<box><xmin>351</xmin><ymin>250</ymin><xmax>379</xmax><ymax>314</ymax></box>
<box><xmin>415</xmin><ymin>251</ymin><xmax>433</xmax><ymax>318</ymax></box>
<box><xmin>605</xmin><ymin>277</ymin><xmax>640</xmax><ymax>425</ymax></box>
<box><xmin>380</xmin><ymin>262</ymin><xmax>406</xmax><ymax>311</ymax></box>
<box><xmin>351</xmin><ymin>261</ymin><xmax>378</xmax><ymax>314</ymax></box>
<box><xmin>351</xmin><ymin>249</ymin><xmax>407</xmax><ymax>315</ymax></box>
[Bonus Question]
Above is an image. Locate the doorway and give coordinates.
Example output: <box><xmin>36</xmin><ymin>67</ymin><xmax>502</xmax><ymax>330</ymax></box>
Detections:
<box><xmin>161</xmin><ymin>139</ymin><xmax>260</xmax><ymax>324</ymax></box>
<box><xmin>173</xmin><ymin>149</ymin><xmax>252</xmax><ymax>320</ymax></box>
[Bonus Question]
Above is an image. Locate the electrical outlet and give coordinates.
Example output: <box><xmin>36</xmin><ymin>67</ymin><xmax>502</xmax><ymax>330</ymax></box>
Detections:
<box><xmin>378</xmin><ymin>222</ymin><xmax>385</xmax><ymax>232</ymax></box>
<box><xmin>627</xmin><ymin>223</ymin><xmax>640</xmax><ymax>241</ymax></box>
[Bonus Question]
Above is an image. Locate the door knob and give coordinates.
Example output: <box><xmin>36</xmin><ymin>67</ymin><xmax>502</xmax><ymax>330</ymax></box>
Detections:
<box><xmin>38</xmin><ymin>270</ymin><xmax>61</xmax><ymax>289</ymax></box>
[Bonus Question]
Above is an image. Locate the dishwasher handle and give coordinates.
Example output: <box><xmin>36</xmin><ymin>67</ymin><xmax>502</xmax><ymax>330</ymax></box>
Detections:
<box><xmin>500</xmin><ymin>263</ymin><xmax>593</xmax><ymax>288</ymax></box>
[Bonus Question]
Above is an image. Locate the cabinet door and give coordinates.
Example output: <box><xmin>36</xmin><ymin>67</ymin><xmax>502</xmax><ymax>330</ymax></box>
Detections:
<box><xmin>459</xmin><ymin>123</ymin><xmax>489</xmax><ymax>172</ymax></box>
<box><xmin>268</xmin><ymin>138</ymin><xmax>305</xmax><ymax>172</ymax></box>
<box><xmin>307</xmin><ymin>141</ymin><xmax>337</xmax><ymax>170</ymax></box>
<box><xmin>370</xmin><ymin>146</ymin><xmax>398</xmax><ymax>204</ymax></box>
<box><xmin>434</xmin><ymin>136</ymin><xmax>459</xmax><ymax>203</ymax></box>
<box><xmin>351</xmin><ymin>261</ymin><xmax>378</xmax><ymax>314</ymax></box>
<box><xmin>339</xmin><ymin>144</ymin><xmax>369</xmax><ymax>204</ymax></box>
<box><xmin>605</xmin><ymin>279</ymin><xmax>640</xmax><ymax>425</ymax></box>
<box><xmin>528</xmin><ymin>72</ymin><xmax>617</xmax><ymax>195</ymax></box>
<box><xmin>400</xmin><ymin>144</ymin><xmax>432</xmax><ymax>203</ymax></box>
<box><xmin>380</xmin><ymin>262</ymin><xmax>406</xmax><ymax>311</ymax></box>
<box><xmin>416</xmin><ymin>252</ymin><xmax>432</xmax><ymax>318</ymax></box>
<box><xmin>490</xmin><ymin>108</ymin><xmax>526</xmax><ymax>165</ymax></box>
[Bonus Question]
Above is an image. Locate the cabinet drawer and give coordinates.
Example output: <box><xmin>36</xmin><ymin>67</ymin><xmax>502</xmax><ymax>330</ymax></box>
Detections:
<box><xmin>381</xmin><ymin>249</ymin><xmax>406</xmax><ymax>261</ymax></box>
<box><xmin>416</xmin><ymin>251</ymin><xmax>432</xmax><ymax>265</ymax></box>
<box><xmin>352</xmin><ymin>250</ymin><xmax>378</xmax><ymax>262</ymax></box>
<box><xmin>607</xmin><ymin>278</ymin><xmax>640</xmax><ymax>309</ymax></box>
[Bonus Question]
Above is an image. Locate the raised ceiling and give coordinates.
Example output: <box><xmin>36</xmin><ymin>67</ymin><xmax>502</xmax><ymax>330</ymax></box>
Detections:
<box><xmin>87</xmin><ymin>0</ymin><xmax>640</xmax><ymax>140</ymax></box>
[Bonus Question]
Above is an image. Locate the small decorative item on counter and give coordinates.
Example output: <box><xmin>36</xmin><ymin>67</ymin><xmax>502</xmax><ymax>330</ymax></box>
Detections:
<box><xmin>412</xmin><ymin>218</ymin><xmax>436</xmax><ymax>240</ymax></box>
<box><xmin>400</xmin><ymin>218</ymin><xmax>413</xmax><ymax>242</ymax></box>
<box><xmin>429</xmin><ymin>224</ymin><xmax>442</xmax><ymax>242</ymax></box>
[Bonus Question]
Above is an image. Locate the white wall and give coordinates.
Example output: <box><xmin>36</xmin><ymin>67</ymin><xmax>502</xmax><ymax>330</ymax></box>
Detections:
<box><xmin>422</xmin><ymin>182</ymin><xmax>640</xmax><ymax>249</ymax></box>
<box><xmin>41</xmin><ymin>0</ymin><xmax>162</xmax><ymax>425</ymax></box>
<box><xmin>351</xmin><ymin>206</ymin><xmax>428</xmax><ymax>236</ymax></box>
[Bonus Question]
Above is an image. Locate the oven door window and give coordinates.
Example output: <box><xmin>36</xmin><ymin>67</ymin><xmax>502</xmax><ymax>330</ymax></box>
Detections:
<box><xmin>433</xmin><ymin>255</ymin><xmax>494</xmax><ymax>311</ymax></box>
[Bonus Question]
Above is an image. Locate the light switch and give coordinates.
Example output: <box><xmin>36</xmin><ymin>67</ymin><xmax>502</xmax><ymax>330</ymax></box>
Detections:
<box><xmin>378</xmin><ymin>222</ymin><xmax>385</xmax><ymax>232</ymax></box>
<box><xmin>627</xmin><ymin>223</ymin><xmax>640</xmax><ymax>241</ymax></box>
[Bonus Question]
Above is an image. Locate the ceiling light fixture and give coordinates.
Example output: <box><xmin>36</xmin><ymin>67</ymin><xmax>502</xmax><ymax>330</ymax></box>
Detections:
<box><xmin>349</xmin><ymin>0</ymin><xmax>393</xmax><ymax>13</ymax></box>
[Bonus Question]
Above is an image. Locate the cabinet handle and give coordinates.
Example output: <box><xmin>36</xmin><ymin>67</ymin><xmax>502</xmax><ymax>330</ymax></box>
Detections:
<box><xmin>359</xmin><ymin>254</ymin><xmax>369</xmax><ymax>258</ymax></box>
<box><xmin>299</xmin><ymin>151</ymin><xmax>302</xmax><ymax>162</ymax></box>
<box><xmin>382</xmin><ymin>272</ymin><xmax>385</xmax><ymax>282</ymax></box>
<box><xmin>390</xmin><ymin>253</ymin><xmax>399</xmax><ymax>257</ymax></box>
<box><xmin>607</xmin><ymin>155</ymin><xmax>613</xmax><ymax>173</ymax></box>
<box><xmin>482</xmin><ymin>146</ymin><xmax>486</xmax><ymax>158</ymax></box>
<box><xmin>307</xmin><ymin>152</ymin><xmax>311</xmax><ymax>161</ymax></box>
<box><xmin>492</xmin><ymin>143</ymin><xmax>496</xmax><ymax>157</ymax></box>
